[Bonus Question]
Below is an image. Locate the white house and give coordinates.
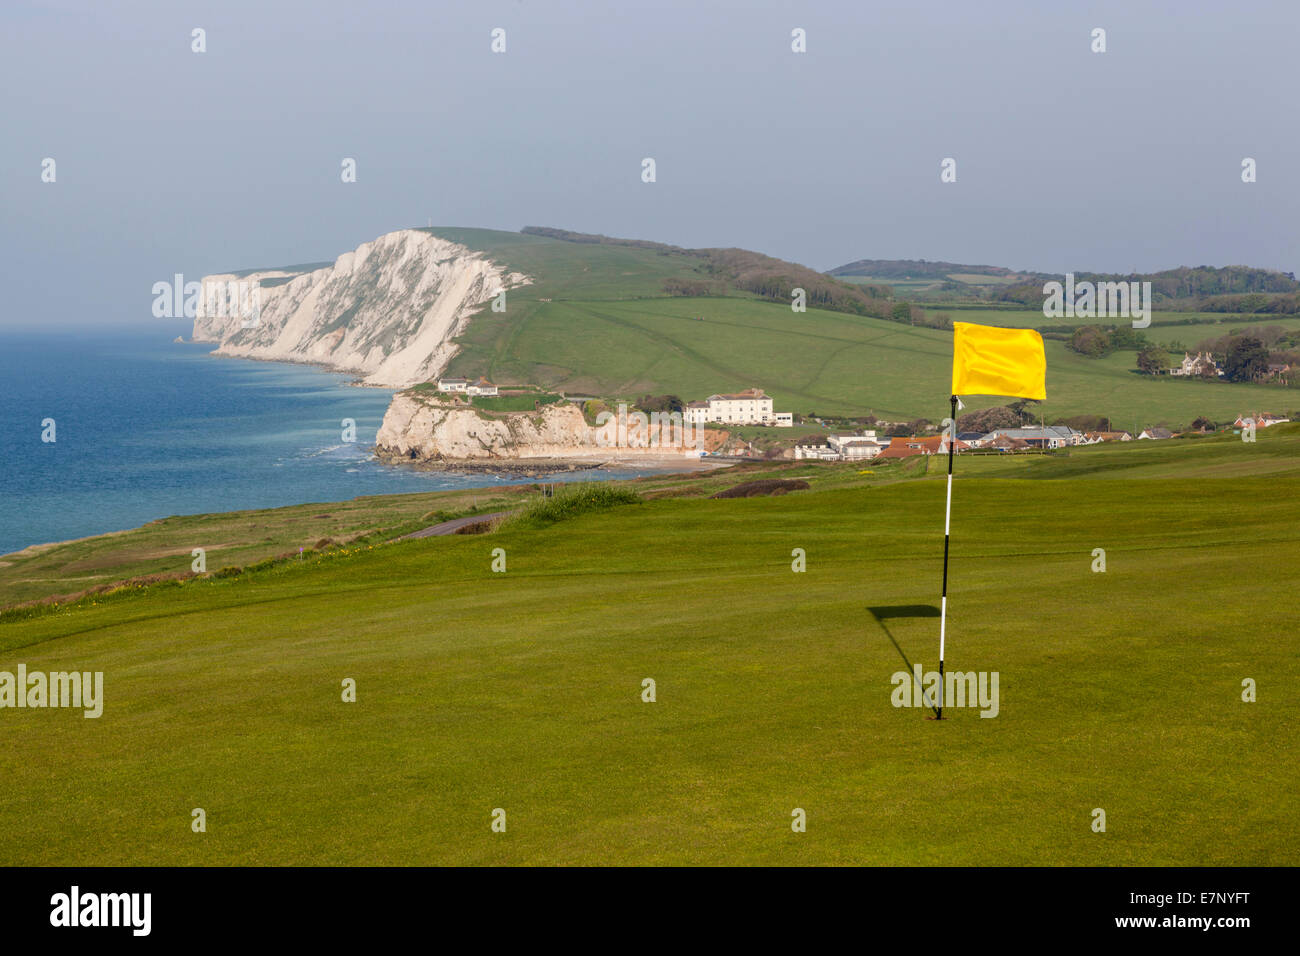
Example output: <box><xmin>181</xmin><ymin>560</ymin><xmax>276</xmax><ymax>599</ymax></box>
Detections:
<box><xmin>437</xmin><ymin>377</ymin><xmax>469</xmax><ymax>392</ymax></box>
<box><xmin>465</xmin><ymin>376</ymin><xmax>498</xmax><ymax>397</ymax></box>
<box><xmin>1169</xmin><ymin>352</ymin><xmax>1223</xmax><ymax>377</ymax></box>
<box><xmin>684</xmin><ymin>388</ymin><xmax>790</xmax><ymax>426</ymax></box>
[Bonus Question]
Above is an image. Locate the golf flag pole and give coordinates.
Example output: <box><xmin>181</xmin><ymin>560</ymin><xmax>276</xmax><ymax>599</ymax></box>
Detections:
<box><xmin>939</xmin><ymin>323</ymin><xmax>1047</xmax><ymax>721</ymax></box>
<box><xmin>938</xmin><ymin>394</ymin><xmax>958</xmax><ymax>719</ymax></box>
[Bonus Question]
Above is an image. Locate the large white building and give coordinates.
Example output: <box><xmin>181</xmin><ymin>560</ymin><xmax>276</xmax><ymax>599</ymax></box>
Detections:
<box><xmin>685</xmin><ymin>388</ymin><xmax>791</xmax><ymax>426</ymax></box>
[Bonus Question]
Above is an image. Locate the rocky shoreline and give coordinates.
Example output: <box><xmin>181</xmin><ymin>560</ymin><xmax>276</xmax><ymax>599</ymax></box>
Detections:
<box><xmin>372</xmin><ymin>447</ymin><xmax>722</xmax><ymax>478</ymax></box>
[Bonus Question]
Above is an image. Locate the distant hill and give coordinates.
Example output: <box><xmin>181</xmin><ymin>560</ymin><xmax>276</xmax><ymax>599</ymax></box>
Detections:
<box><xmin>828</xmin><ymin>258</ymin><xmax>1032</xmax><ymax>281</ymax></box>
<box><xmin>993</xmin><ymin>265</ymin><xmax>1300</xmax><ymax>309</ymax></box>
<box><xmin>520</xmin><ymin>226</ymin><xmax>894</xmax><ymax>309</ymax></box>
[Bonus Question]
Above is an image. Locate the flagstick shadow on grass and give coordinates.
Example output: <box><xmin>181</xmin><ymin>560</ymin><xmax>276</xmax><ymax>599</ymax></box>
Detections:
<box><xmin>869</xmin><ymin>605</ymin><xmax>942</xmax><ymax>719</ymax></box>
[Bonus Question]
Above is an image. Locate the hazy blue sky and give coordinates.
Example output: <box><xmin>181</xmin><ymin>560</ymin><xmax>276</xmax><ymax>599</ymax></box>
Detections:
<box><xmin>3</xmin><ymin>0</ymin><xmax>1298</xmax><ymax>327</ymax></box>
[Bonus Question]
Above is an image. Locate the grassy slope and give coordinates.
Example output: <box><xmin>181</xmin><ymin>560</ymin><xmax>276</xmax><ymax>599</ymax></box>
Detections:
<box><xmin>1</xmin><ymin>428</ymin><xmax>1296</xmax><ymax>865</ymax></box>
<box><xmin>416</xmin><ymin>229</ymin><xmax>1294</xmax><ymax>423</ymax></box>
<box><xmin>0</xmin><ymin>488</ymin><xmax>516</xmax><ymax>609</ymax></box>
<box><xmin>0</xmin><ymin>463</ymin><xmax>818</xmax><ymax>612</ymax></box>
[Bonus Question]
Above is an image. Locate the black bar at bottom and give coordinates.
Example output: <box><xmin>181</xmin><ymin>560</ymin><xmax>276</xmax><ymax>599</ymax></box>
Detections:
<box><xmin>0</xmin><ymin>865</ymin><xmax>1278</xmax><ymax>942</ymax></box>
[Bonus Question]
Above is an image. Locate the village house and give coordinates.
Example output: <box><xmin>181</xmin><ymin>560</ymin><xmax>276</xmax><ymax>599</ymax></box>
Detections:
<box><xmin>794</xmin><ymin>432</ymin><xmax>889</xmax><ymax>461</ymax></box>
<box><xmin>829</xmin><ymin>432</ymin><xmax>887</xmax><ymax>459</ymax></box>
<box><xmin>793</xmin><ymin>438</ymin><xmax>839</xmax><ymax>461</ymax></box>
<box><xmin>875</xmin><ymin>443</ymin><xmax>924</xmax><ymax>460</ymax></box>
<box><xmin>984</xmin><ymin>425</ymin><xmax>1082</xmax><ymax>449</ymax></box>
<box><xmin>1138</xmin><ymin>426</ymin><xmax>1174</xmax><ymax>440</ymax></box>
<box><xmin>465</xmin><ymin>376</ymin><xmax>498</xmax><ymax>397</ymax></box>
<box><xmin>875</xmin><ymin>435</ymin><xmax>969</xmax><ymax>459</ymax></box>
<box><xmin>1083</xmin><ymin>430</ymin><xmax>1134</xmax><ymax>443</ymax></box>
<box><xmin>831</xmin><ymin>438</ymin><xmax>884</xmax><ymax>460</ymax></box>
<box><xmin>684</xmin><ymin>388</ymin><xmax>792</xmax><ymax>426</ymax></box>
<box><xmin>984</xmin><ymin>434</ymin><xmax>1030</xmax><ymax>452</ymax></box>
<box><xmin>1168</xmin><ymin>351</ymin><xmax>1223</xmax><ymax>377</ymax></box>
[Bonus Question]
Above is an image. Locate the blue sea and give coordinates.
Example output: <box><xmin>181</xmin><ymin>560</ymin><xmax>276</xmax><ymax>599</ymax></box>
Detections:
<box><xmin>0</xmin><ymin>328</ymin><xmax>661</xmax><ymax>555</ymax></box>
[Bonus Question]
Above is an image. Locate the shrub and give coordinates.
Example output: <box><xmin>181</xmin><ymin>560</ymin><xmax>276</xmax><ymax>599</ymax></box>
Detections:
<box><xmin>498</xmin><ymin>483</ymin><xmax>641</xmax><ymax>530</ymax></box>
<box><xmin>710</xmin><ymin>479</ymin><xmax>810</xmax><ymax>499</ymax></box>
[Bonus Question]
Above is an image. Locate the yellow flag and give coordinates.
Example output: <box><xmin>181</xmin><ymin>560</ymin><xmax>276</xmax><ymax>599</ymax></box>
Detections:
<box><xmin>952</xmin><ymin>322</ymin><xmax>1047</xmax><ymax>399</ymax></box>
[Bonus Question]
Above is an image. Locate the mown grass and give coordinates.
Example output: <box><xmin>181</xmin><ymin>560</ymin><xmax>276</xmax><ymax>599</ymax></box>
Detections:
<box><xmin>0</xmin><ymin>431</ymin><xmax>1295</xmax><ymax>865</ymax></box>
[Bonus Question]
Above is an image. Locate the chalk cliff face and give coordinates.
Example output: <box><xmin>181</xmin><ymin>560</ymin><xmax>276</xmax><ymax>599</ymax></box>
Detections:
<box><xmin>192</xmin><ymin>229</ymin><xmax>529</xmax><ymax>388</ymax></box>
<box><xmin>375</xmin><ymin>395</ymin><xmax>725</xmax><ymax>462</ymax></box>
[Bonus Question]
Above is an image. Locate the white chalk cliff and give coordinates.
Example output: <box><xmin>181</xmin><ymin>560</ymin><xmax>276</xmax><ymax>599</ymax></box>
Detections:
<box><xmin>375</xmin><ymin>396</ymin><xmax>724</xmax><ymax>462</ymax></box>
<box><xmin>192</xmin><ymin>229</ymin><xmax>529</xmax><ymax>388</ymax></box>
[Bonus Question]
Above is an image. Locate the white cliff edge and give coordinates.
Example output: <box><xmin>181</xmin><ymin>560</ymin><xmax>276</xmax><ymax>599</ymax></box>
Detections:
<box><xmin>192</xmin><ymin>229</ymin><xmax>529</xmax><ymax>389</ymax></box>
<box><xmin>375</xmin><ymin>395</ymin><xmax>725</xmax><ymax>463</ymax></box>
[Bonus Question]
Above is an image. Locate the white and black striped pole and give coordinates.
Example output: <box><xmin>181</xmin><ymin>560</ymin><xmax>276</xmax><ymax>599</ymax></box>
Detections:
<box><xmin>937</xmin><ymin>394</ymin><xmax>959</xmax><ymax>720</ymax></box>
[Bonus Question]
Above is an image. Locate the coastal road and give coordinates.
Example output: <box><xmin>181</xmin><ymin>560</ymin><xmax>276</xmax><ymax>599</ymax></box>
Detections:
<box><xmin>398</xmin><ymin>512</ymin><xmax>510</xmax><ymax>540</ymax></box>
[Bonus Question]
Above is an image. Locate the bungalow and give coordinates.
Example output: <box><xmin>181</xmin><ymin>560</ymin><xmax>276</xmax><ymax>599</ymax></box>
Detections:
<box><xmin>985</xmin><ymin>435</ymin><xmax>1030</xmax><ymax>452</ymax></box>
<box><xmin>877</xmin><ymin>435</ymin><xmax>969</xmax><ymax>457</ymax></box>
<box><xmin>436</xmin><ymin>377</ymin><xmax>469</xmax><ymax>392</ymax></box>
<box><xmin>465</xmin><ymin>376</ymin><xmax>498</xmax><ymax>397</ymax></box>
<box><xmin>793</xmin><ymin>442</ymin><xmax>840</xmax><ymax>461</ymax></box>
<box><xmin>828</xmin><ymin>432</ymin><xmax>886</xmax><ymax>459</ymax></box>
<box><xmin>984</xmin><ymin>426</ymin><xmax>1081</xmax><ymax>449</ymax></box>
<box><xmin>794</xmin><ymin>432</ymin><xmax>888</xmax><ymax>461</ymax></box>
<box><xmin>1084</xmin><ymin>430</ymin><xmax>1133</xmax><ymax>443</ymax></box>
<box><xmin>876</xmin><ymin>443</ymin><xmax>925</xmax><ymax>460</ymax></box>
<box><xmin>1138</xmin><ymin>427</ymin><xmax>1173</xmax><ymax>440</ymax></box>
<box><xmin>835</xmin><ymin>439</ymin><xmax>884</xmax><ymax>460</ymax></box>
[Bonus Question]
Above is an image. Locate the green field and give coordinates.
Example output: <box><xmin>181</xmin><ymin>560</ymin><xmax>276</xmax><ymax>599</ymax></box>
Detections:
<box><xmin>2</xmin><ymin>428</ymin><xmax>1296</xmax><ymax>865</ymax></box>
<box><xmin>465</xmin><ymin>294</ymin><xmax>1292</xmax><ymax>424</ymax></box>
<box><xmin>415</xmin><ymin>229</ymin><xmax>1295</xmax><ymax>425</ymax></box>
<box><xmin>931</xmin><ymin>306</ymin><xmax>1300</xmax><ymax>336</ymax></box>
